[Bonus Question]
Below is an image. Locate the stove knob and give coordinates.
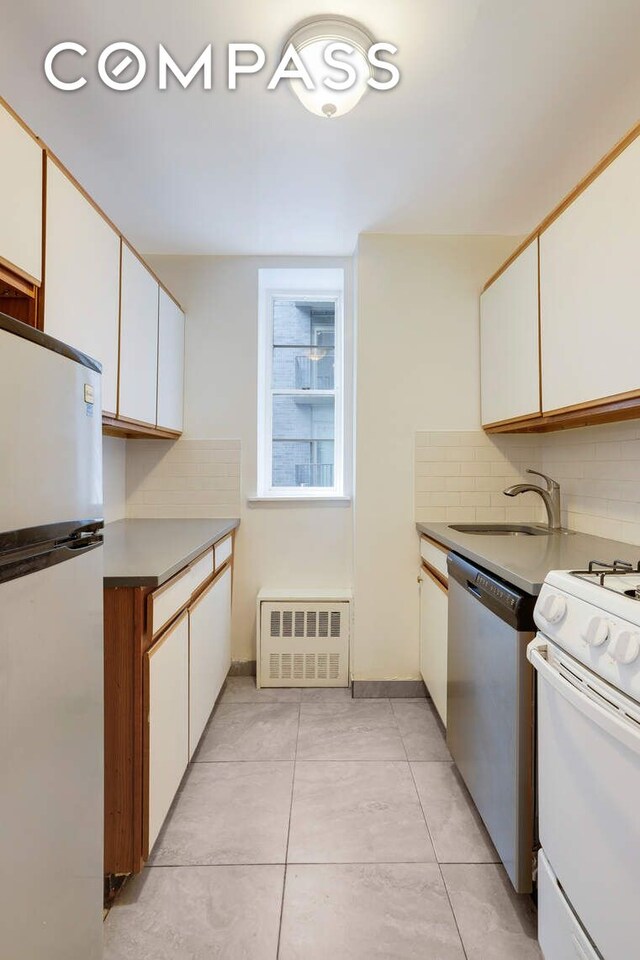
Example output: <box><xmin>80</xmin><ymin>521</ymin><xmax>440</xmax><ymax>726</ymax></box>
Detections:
<box><xmin>609</xmin><ymin>630</ymin><xmax>640</xmax><ymax>666</ymax></box>
<box><xmin>539</xmin><ymin>594</ymin><xmax>567</xmax><ymax>624</ymax></box>
<box><xmin>582</xmin><ymin>616</ymin><xmax>610</xmax><ymax>647</ymax></box>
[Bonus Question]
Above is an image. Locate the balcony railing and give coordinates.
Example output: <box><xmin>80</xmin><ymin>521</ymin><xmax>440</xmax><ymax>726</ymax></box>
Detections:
<box><xmin>294</xmin><ymin>463</ymin><xmax>334</xmax><ymax>487</ymax></box>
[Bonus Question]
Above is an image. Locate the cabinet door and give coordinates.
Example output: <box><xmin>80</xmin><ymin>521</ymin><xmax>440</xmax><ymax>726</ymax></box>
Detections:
<box><xmin>540</xmin><ymin>135</ymin><xmax>640</xmax><ymax>412</ymax></box>
<box><xmin>44</xmin><ymin>160</ymin><xmax>120</xmax><ymax>413</ymax></box>
<box><xmin>119</xmin><ymin>244</ymin><xmax>159</xmax><ymax>425</ymax></box>
<box><xmin>188</xmin><ymin>566</ymin><xmax>232</xmax><ymax>758</ymax></box>
<box><xmin>157</xmin><ymin>289</ymin><xmax>185</xmax><ymax>432</ymax></box>
<box><xmin>146</xmin><ymin>612</ymin><xmax>189</xmax><ymax>854</ymax></box>
<box><xmin>480</xmin><ymin>239</ymin><xmax>540</xmax><ymax>426</ymax></box>
<box><xmin>419</xmin><ymin>566</ymin><xmax>448</xmax><ymax>726</ymax></box>
<box><xmin>0</xmin><ymin>104</ymin><xmax>42</xmax><ymax>282</ymax></box>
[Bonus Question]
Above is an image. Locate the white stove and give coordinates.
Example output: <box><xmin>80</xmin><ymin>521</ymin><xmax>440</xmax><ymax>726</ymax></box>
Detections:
<box><xmin>529</xmin><ymin>559</ymin><xmax>640</xmax><ymax>960</ymax></box>
<box><xmin>535</xmin><ymin>560</ymin><xmax>640</xmax><ymax>701</ymax></box>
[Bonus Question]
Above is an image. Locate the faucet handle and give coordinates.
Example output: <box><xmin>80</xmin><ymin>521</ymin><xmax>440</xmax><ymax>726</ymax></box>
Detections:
<box><xmin>526</xmin><ymin>469</ymin><xmax>559</xmax><ymax>491</ymax></box>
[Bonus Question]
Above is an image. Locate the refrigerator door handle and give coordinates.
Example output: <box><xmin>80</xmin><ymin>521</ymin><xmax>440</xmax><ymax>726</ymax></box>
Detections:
<box><xmin>0</xmin><ymin>535</ymin><xmax>103</xmax><ymax>585</ymax></box>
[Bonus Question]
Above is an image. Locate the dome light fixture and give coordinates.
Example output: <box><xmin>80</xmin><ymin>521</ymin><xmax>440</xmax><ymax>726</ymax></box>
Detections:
<box><xmin>283</xmin><ymin>16</ymin><xmax>375</xmax><ymax>119</ymax></box>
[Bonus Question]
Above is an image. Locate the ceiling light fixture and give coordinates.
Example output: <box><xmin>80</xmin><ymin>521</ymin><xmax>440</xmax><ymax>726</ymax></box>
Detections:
<box><xmin>283</xmin><ymin>16</ymin><xmax>375</xmax><ymax>119</ymax></box>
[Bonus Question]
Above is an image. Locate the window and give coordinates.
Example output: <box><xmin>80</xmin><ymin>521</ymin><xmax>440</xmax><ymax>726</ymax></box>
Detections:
<box><xmin>258</xmin><ymin>269</ymin><xmax>345</xmax><ymax>498</ymax></box>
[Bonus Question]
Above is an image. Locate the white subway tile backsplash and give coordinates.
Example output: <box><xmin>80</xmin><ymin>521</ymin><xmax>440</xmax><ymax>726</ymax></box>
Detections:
<box><xmin>415</xmin><ymin>421</ymin><xmax>640</xmax><ymax>546</ymax></box>
<box><xmin>126</xmin><ymin>438</ymin><xmax>241</xmax><ymax>519</ymax></box>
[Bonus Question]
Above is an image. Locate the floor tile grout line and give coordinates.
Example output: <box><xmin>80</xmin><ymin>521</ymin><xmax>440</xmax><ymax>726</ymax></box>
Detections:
<box><xmin>438</xmin><ymin>866</ymin><xmax>471</xmax><ymax>960</ymax></box>
<box><xmin>143</xmin><ymin>858</ymin><xmax>495</xmax><ymax>868</ymax></box>
<box><xmin>406</xmin><ymin>755</ymin><xmax>470</xmax><ymax>960</ymax></box>
<box><xmin>276</xmin><ymin>702</ymin><xmax>301</xmax><ymax>959</ymax></box>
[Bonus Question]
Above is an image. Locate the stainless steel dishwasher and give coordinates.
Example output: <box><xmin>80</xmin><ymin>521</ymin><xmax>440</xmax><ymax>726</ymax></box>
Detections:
<box><xmin>447</xmin><ymin>553</ymin><xmax>536</xmax><ymax>894</ymax></box>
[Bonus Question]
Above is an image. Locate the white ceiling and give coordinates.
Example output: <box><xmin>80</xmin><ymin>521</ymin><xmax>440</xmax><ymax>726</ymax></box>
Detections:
<box><xmin>2</xmin><ymin>0</ymin><xmax>640</xmax><ymax>256</ymax></box>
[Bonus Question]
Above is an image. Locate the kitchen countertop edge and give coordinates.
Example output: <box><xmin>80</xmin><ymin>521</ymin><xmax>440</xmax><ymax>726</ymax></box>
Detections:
<box><xmin>416</xmin><ymin>521</ymin><xmax>640</xmax><ymax>595</ymax></box>
<box><xmin>103</xmin><ymin>518</ymin><xmax>240</xmax><ymax>589</ymax></box>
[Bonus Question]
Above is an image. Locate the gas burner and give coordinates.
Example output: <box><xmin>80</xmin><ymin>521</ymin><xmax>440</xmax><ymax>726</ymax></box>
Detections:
<box><xmin>571</xmin><ymin>559</ymin><xmax>640</xmax><ymax>597</ymax></box>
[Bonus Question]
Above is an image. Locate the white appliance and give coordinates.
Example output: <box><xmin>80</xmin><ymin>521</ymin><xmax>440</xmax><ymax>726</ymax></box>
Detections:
<box><xmin>0</xmin><ymin>314</ymin><xmax>104</xmax><ymax>960</ymax></box>
<box><xmin>257</xmin><ymin>588</ymin><xmax>351</xmax><ymax>687</ymax></box>
<box><xmin>529</xmin><ymin>560</ymin><xmax>640</xmax><ymax>960</ymax></box>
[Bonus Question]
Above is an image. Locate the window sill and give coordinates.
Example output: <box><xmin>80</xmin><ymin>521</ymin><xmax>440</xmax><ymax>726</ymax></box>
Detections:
<box><xmin>247</xmin><ymin>495</ymin><xmax>351</xmax><ymax>505</ymax></box>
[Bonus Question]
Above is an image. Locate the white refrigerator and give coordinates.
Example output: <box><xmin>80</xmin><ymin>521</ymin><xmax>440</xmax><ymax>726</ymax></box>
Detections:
<box><xmin>0</xmin><ymin>313</ymin><xmax>104</xmax><ymax>959</ymax></box>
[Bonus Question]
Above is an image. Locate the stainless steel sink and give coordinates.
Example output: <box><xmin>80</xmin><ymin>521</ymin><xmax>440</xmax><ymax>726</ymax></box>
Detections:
<box><xmin>448</xmin><ymin>523</ymin><xmax>551</xmax><ymax>537</ymax></box>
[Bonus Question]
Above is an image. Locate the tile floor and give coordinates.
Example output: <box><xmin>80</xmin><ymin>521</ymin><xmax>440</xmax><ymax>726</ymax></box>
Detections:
<box><xmin>104</xmin><ymin>679</ymin><xmax>542</xmax><ymax>959</ymax></box>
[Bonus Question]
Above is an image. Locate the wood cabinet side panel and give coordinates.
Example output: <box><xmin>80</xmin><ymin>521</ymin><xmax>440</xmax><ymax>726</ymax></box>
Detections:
<box><xmin>104</xmin><ymin>586</ymin><xmax>146</xmax><ymax>875</ymax></box>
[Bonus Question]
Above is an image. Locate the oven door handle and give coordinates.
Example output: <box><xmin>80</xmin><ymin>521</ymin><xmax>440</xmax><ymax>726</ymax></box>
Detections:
<box><xmin>528</xmin><ymin>638</ymin><xmax>640</xmax><ymax>756</ymax></box>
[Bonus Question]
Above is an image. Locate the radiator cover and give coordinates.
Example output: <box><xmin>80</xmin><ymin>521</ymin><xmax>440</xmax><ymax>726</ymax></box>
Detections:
<box><xmin>257</xmin><ymin>589</ymin><xmax>351</xmax><ymax>688</ymax></box>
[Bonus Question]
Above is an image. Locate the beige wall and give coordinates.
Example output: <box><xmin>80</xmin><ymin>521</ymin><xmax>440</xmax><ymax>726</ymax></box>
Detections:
<box><xmin>353</xmin><ymin>234</ymin><xmax>519</xmax><ymax>681</ymax></box>
<box><xmin>144</xmin><ymin>255</ymin><xmax>353</xmax><ymax>664</ymax></box>
<box><xmin>102</xmin><ymin>436</ymin><xmax>126</xmax><ymax>523</ymax></box>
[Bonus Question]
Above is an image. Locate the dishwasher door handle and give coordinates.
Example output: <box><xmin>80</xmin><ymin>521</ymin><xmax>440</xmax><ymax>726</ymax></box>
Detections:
<box><xmin>466</xmin><ymin>581</ymin><xmax>482</xmax><ymax>600</ymax></box>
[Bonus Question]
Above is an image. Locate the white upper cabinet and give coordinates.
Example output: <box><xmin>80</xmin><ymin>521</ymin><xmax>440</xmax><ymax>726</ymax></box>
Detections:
<box><xmin>45</xmin><ymin>160</ymin><xmax>120</xmax><ymax>413</ymax></box>
<box><xmin>157</xmin><ymin>289</ymin><xmax>185</xmax><ymax>432</ymax></box>
<box><xmin>480</xmin><ymin>239</ymin><xmax>540</xmax><ymax>426</ymax></box>
<box><xmin>118</xmin><ymin>244</ymin><xmax>159</xmax><ymax>426</ymax></box>
<box><xmin>0</xmin><ymin>104</ymin><xmax>43</xmax><ymax>283</ymax></box>
<box><xmin>540</xmin><ymin>135</ymin><xmax>640</xmax><ymax>413</ymax></box>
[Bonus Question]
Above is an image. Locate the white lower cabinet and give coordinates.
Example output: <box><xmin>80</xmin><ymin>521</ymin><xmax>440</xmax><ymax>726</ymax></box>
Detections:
<box><xmin>419</xmin><ymin>564</ymin><xmax>449</xmax><ymax>726</ymax></box>
<box><xmin>188</xmin><ymin>566</ymin><xmax>232</xmax><ymax>758</ymax></box>
<box><xmin>146</xmin><ymin>612</ymin><xmax>189</xmax><ymax>853</ymax></box>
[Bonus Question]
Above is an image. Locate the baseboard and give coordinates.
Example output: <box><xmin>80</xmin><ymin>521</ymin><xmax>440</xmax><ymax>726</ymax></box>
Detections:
<box><xmin>229</xmin><ymin>659</ymin><xmax>257</xmax><ymax>677</ymax></box>
<box><xmin>352</xmin><ymin>679</ymin><xmax>427</xmax><ymax>699</ymax></box>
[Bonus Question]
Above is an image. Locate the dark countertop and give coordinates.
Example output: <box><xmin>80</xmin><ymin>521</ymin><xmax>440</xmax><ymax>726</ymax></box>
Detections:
<box><xmin>103</xmin><ymin>518</ymin><xmax>239</xmax><ymax>588</ymax></box>
<box><xmin>417</xmin><ymin>521</ymin><xmax>640</xmax><ymax>595</ymax></box>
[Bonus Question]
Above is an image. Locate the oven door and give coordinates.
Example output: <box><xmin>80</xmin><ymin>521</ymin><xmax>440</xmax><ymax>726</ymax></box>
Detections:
<box><xmin>529</xmin><ymin>637</ymin><xmax>640</xmax><ymax>960</ymax></box>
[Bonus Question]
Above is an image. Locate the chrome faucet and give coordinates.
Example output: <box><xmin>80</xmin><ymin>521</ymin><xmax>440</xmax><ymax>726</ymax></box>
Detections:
<box><xmin>503</xmin><ymin>469</ymin><xmax>562</xmax><ymax>531</ymax></box>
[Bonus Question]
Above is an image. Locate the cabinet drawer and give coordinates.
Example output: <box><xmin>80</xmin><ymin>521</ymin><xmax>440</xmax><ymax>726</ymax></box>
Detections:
<box><xmin>189</xmin><ymin>549</ymin><xmax>214</xmax><ymax>596</ymax></box>
<box><xmin>214</xmin><ymin>535</ymin><xmax>233</xmax><ymax>571</ymax></box>
<box><xmin>149</xmin><ymin>568</ymin><xmax>193</xmax><ymax>639</ymax></box>
<box><xmin>149</xmin><ymin>549</ymin><xmax>214</xmax><ymax>639</ymax></box>
<box><xmin>420</xmin><ymin>537</ymin><xmax>448</xmax><ymax>582</ymax></box>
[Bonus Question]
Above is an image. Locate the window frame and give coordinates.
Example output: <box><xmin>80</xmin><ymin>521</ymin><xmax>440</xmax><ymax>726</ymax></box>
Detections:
<box><xmin>257</xmin><ymin>285</ymin><xmax>345</xmax><ymax>499</ymax></box>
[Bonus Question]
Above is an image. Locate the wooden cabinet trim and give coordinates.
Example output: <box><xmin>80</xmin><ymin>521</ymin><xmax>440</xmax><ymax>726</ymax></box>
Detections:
<box><xmin>0</xmin><ymin>254</ymin><xmax>40</xmax><ymax>291</ymax></box>
<box><xmin>420</xmin><ymin>533</ymin><xmax>449</xmax><ymax>556</ymax></box>
<box><xmin>142</xmin><ymin>608</ymin><xmax>189</xmax><ymax>859</ymax></box>
<box><xmin>1</xmin><ymin>97</ymin><xmax>183</xmax><ymax>312</ymax></box>
<box><xmin>102</xmin><ymin>415</ymin><xmax>180</xmax><ymax>441</ymax></box>
<box><xmin>482</xmin><ymin>411</ymin><xmax>542</xmax><ymax>430</ymax></box>
<box><xmin>422</xmin><ymin>560</ymin><xmax>448</xmax><ymax>594</ymax></box>
<box><xmin>150</xmin><ymin>549</ymin><xmax>208</xmax><ymax>602</ymax></box>
<box><xmin>121</xmin><ymin>236</ymin><xmax>183</xmax><ymax>313</ymax></box>
<box><xmin>536</xmin><ymin>236</ymin><xmax>543</xmax><ymax>415</ymax></box>
<box><xmin>0</xmin><ymin>94</ymin><xmax>43</xmax><ymax>145</ymax></box>
<box><xmin>104</xmin><ymin>584</ymin><xmax>150</xmax><ymax>877</ymax></box>
<box><xmin>189</xmin><ymin>559</ymin><xmax>232</xmax><ymax>613</ymax></box>
<box><xmin>485</xmin><ymin>389</ymin><xmax>640</xmax><ymax>434</ymax></box>
<box><xmin>147</xmin><ymin>546</ymin><xmax>219</xmax><ymax>642</ymax></box>
<box><xmin>146</xmin><ymin>607</ymin><xmax>189</xmax><ymax>659</ymax></box>
<box><xmin>483</xmin><ymin>120</ymin><xmax>640</xmax><ymax>293</ymax></box>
